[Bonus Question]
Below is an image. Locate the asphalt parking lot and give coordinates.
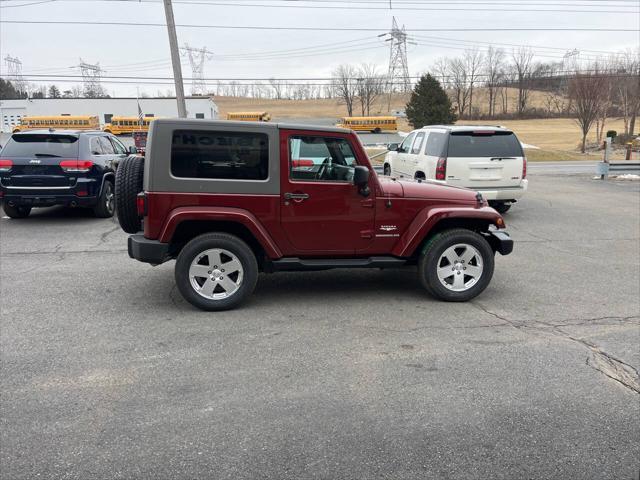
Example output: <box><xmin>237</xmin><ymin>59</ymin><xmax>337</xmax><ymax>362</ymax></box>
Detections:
<box><xmin>1</xmin><ymin>173</ymin><xmax>639</xmax><ymax>479</ymax></box>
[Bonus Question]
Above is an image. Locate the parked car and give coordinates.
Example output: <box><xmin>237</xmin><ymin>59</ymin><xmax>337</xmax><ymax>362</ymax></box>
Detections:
<box><xmin>115</xmin><ymin>119</ymin><xmax>513</xmax><ymax>311</ymax></box>
<box><xmin>0</xmin><ymin>129</ymin><xmax>134</xmax><ymax>218</ymax></box>
<box><xmin>383</xmin><ymin>125</ymin><xmax>528</xmax><ymax>213</ymax></box>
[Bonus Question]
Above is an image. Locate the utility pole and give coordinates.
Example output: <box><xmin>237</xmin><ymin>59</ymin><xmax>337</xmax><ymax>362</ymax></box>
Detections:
<box><xmin>74</xmin><ymin>58</ymin><xmax>105</xmax><ymax>97</ymax></box>
<box><xmin>163</xmin><ymin>0</ymin><xmax>187</xmax><ymax>118</ymax></box>
<box><xmin>4</xmin><ymin>55</ymin><xmax>26</xmax><ymax>94</ymax></box>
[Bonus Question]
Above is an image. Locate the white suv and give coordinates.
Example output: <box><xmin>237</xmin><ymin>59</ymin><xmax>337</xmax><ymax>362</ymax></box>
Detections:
<box><xmin>383</xmin><ymin>125</ymin><xmax>528</xmax><ymax>213</ymax></box>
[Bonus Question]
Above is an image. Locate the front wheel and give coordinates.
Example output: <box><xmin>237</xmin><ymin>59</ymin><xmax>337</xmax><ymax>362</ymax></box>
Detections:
<box><xmin>175</xmin><ymin>233</ymin><xmax>259</xmax><ymax>311</ymax></box>
<box><xmin>419</xmin><ymin>229</ymin><xmax>495</xmax><ymax>302</ymax></box>
<box><xmin>3</xmin><ymin>204</ymin><xmax>31</xmax><ymax>219</ymax></box>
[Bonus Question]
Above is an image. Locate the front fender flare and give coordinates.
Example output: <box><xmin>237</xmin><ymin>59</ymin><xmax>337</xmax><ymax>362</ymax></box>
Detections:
<box><xmin>391</xmin><ymin>206</ymin><xmax>504</xmax><ymax>257</ymax></box>
<box><xmin>158</xmin><ymin>206</ymin><xmax>283</xmax><ymax>259</ymax></box>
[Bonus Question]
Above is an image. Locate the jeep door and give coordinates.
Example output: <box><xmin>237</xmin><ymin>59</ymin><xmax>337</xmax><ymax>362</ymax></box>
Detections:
<box><xmin>280</xmin><ymin>131</ymin><xmax>375</xmax><ymax>253</ymax></box>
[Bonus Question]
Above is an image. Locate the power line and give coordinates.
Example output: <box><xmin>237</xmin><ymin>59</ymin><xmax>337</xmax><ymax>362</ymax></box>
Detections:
<box><xmin>2</xmin><ymin>0</ymin><xmax>638</xmax><ymax>12</ymax></box>
<box><xmin>1</xmin><ymin>20</ymin><xmax>635</xmax><ymax>32</ymax></box>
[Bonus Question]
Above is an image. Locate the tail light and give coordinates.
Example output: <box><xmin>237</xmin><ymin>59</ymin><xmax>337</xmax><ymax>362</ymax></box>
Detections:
<box><xmin>522</xmin><ymin>156</ymin><xmax>527</xmax><ymax>179</ymax></box>
<box><xmin>136</xmin><ymin>192</ymin><xmax>147</xmax><ymax>216</ymax></box>
<box><xmin>435</xmin><ymin>157</ymin><xmax>447</xmax><ymax>180</ymax></box>
<box><xmin>0</xmin><ymin>159</ymin><xmax>13</xmax><ymax>172</ymax></box>
<box><xmin>60</xmin><ymin>160</ymin><xmax>93</xmax><ymax>173</ymax></box>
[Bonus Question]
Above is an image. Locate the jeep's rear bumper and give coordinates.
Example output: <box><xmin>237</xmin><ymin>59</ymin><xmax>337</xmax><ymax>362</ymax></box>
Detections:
<box><xmin>128</xmin><ymin>234</ymin><xmax>169</xmax><ymax>265</ymax></box>
<box><xmin>488</xmin><ymin>230</ymin><xmax>513</xmax><ymax>255</ymax></box>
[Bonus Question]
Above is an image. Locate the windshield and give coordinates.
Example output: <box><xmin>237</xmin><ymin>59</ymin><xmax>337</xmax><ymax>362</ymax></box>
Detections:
<box><xmin>1</xmin><ymin>134</ymin><xmax>79</xmax><ymax>157</ymax></box>
<box><xmin>447</xmin><ymin>131</ymin><xmax>523</xmax><ymax>158</ymax></box>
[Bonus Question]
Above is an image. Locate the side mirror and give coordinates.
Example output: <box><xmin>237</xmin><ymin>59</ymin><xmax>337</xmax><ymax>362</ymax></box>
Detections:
<box><xmin>387</xmin><ymin>143</ymin><xmax>399</xmax><ymax>151</ymax></box>
<box><xmin>353</xmin><ymin>166</ymin><xmax>371</xmax><ymax>197</ymax></box>
<box><xmin>353</xmin><ymin>165</ymin><xmax>370</xmax><ymax>186</ymax></box>
<box><xmin>128</xmin><ymin>146</ymin><xmax>138</xmax><ymax>154</ymax></box>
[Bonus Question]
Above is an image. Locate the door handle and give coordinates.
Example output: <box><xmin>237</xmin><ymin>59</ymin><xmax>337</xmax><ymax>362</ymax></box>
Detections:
<box><xmin>284</xmin><ymin>192</ymin><xmax>310</xmax><ymax>201</ymax></box>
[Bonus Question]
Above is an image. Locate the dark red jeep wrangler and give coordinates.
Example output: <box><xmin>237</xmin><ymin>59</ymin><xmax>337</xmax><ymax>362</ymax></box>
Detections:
<box><xmin>115</xmin><ymin>119</ymin><xmax>512</xmax><ymax>311</ymax></box>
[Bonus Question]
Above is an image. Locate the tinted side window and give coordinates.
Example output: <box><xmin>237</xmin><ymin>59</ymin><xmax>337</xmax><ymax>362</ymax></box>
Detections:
<box><xmin>90</xmin><ymin>137</ymin><xmax>103</xmax><ymax>155</ymax></box>
<box><xmin>98</xmin><ymin>137</ymin><xmax>115</xmax><ymax>154</ymax></box>
<box><xmin>171</xmin><ymin>130</ymin><xmax>268</xmax><ymax>180</ymax></box>
<box><xmin>109</xmin><ymin>137</ymin><xmax>127</xmax><ymax>155</ymax></box>
<box><xmin>399</xmin><ymin>132</ymin><xmax>416</xmax><ymax>152</ymax></box>
<box><xmin>411</xmin><ymin>132</ymin><xmax>425</xmax><ymax>154</ymax></box>
<box><xmin>447</xmin><ymin>131</ymin><xmax>523</xmax><ymax>157</ymax></box>
<box><xmin>425</xmin><ymin>132</ymin><xmax>447</xmax><ymax>156</ymax></box>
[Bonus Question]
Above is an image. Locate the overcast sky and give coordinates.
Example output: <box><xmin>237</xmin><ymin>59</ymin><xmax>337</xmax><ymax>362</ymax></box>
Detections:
<box><xmin>1</xmin><ymin>0</ymin><xmax>638</xmax><ymax>96</ymax></box>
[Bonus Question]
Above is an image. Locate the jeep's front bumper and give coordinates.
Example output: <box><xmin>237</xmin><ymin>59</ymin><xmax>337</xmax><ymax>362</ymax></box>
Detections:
<box><xmin>128</xmin><ymin>234</ymin><xmax>169</xmax><ymax>265</ymax></box>
<box><xmin>488</xmin><ymin>230</ymin><xmax>513</xmax><ymax>255</ymax></box>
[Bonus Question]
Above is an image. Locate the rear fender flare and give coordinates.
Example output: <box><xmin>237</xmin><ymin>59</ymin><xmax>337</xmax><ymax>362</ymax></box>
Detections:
<box><xmin>391</xmin><ymin>206</ymin><xmax>504</xmax><ymax>257</ymax></box>
<box><xmin>159</xmin><ymin>206</ymin><xmax>282</xmax><ymax>259</ymax></box>
<box><xmin>98</xmin><ymin>172</ymin><xmax>115</xmax><ymax>196</ymax></box>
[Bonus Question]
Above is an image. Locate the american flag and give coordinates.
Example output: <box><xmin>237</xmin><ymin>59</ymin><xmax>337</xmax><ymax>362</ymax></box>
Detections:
<box><xmin>137</xmin><ymin>102</ymin><xmax>144</xmax><ymax>127</ymax></box>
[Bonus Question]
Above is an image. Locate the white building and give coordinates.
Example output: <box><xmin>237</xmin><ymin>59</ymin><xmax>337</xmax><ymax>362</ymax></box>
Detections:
<box><xmin>0</xmin><ymin>97</ymin><xmax>218</xmax><ymax>132</ymax></box>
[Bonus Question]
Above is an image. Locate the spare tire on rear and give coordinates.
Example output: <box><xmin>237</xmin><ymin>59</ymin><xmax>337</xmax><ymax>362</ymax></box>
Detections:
<box><xmin>115</xmin><ymin>155</ymin><xmax>144</xmax><ymax>234</ymax></box>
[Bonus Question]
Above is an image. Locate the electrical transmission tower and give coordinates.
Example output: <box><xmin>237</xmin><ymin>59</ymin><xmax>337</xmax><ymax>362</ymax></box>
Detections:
<box><xmin>4</xmin><ymin>55</ymin><xmax>26</xmax><ymax>93</ymax></box>
<box><xmin>180</xmin><ymin>44</ymin><xmax>214</xmax><ymax>95</ymax></box>
<box><xmin>75</xmin><ymin>58</ymin><xmax>105</xmax><ymax>97</ymax></box>
<box><xmin>379</xmin><ymin>17</ymin><xmax>415</xmax><ymax>93</ymax></box>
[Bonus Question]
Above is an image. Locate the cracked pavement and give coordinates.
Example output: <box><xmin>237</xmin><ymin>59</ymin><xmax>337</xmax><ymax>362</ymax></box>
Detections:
<box><xmin>1</xmin><ymin>174</ymin><xmax>639</xmax><ymax>479</ymax></box>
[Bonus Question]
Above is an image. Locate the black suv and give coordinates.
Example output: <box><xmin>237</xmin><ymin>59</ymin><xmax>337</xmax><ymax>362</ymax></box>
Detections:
<box><xmin>0</xmin><ymin>130</ymin><xmax>134</xmax><ymax>218</ymax></box>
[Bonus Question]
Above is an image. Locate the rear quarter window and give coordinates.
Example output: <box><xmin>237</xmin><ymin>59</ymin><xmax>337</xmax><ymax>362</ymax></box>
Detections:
<box><xmin>1</xmin><ymin>134</ymin><xmax>79</xmax><ymax>157</ymax></box>
<box><xmin>171</xmin><ymin>130</ymin><xmax>269</xmax><ymax>180</ymax></box>
<box><xmin>447</xmin><ymin>131</ymin><xmax>523</xmax><ymax>158</ymax></box>
<box><xmin>425</xmin><ymin>132</ymin><xmax>447</xmax><ymax>156</ymax></box>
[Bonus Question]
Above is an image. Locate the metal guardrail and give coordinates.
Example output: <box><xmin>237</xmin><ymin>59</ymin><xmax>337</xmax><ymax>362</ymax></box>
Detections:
<box><xmin>597</xmin><ymin>161</ymin><xmax>640</xmax><ymax>179</ymax></box>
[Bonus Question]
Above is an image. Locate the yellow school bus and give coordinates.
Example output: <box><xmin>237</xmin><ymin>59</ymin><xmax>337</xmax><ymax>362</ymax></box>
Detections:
<box><xmin>226</xmin><ymin>112</ymin><xmax>271</xmax><ymax>122</ymax></box>
<box><xmin>12</xmin><ymin>115</ymin><xmax>99</xmax><ymax>133</ymax></box>
<box><xmin>336</xmin><ymin>116</ymin><xmax>398</xmax><ymax>133</ymax></box>
<box><xmin>103</xmin><ymin>116</ymin><xmax>155</xmax><ymax>135</ymax></box>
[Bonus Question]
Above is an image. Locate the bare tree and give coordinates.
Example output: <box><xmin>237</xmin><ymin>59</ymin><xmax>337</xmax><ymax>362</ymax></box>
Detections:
<box><xmin>569</xmin><ymin>68</ymin><xmax>607</xmax><ymax>153</ymax></box>
<box><xmin>268</xmin><ymin>78</ymin><xmax>284</xmax><ymax>100</ymax></box>
<box><xmin>484</xmin><ymin>46</ymin><xmax>505</xmax><ymax>117</ymax></box>
<box><xmin>511</xmin><ymin>47</ymin><xmax>535</xmax><ymax>116</ymax></box>
<box><xmin>331</xmin><ymin>64</ymin><xmax>358</xmax><ymax>116</ymax></box>
<box><xmin>614</xmin><ymin>49</ymin><xmax>640</xmax><ymax>136</ymax></box>
<box><xmin>449</xmin><ymin>58</ymin><xmax>470</xmax><ymax>118</ymax></box>
<box><xmin>356</xmin><ymin>64</ymin><xmax>385</xmax><ymax>116</ymax></box>
<box><xmin>464</xmin><ymin>48</ymin><xmax>484</xmax><ymax>118</ymax></box>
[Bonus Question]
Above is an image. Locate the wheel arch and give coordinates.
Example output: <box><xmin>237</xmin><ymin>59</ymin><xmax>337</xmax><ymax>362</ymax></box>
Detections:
<box><xmin>392</xmin><ymin>207</ymin><xmax>504</xmax><ymax>258</ymax></box>
<box><xmin>161</xmin><ymin>207</ymin><xmax>282</xmax><ymax>261</ymax></box>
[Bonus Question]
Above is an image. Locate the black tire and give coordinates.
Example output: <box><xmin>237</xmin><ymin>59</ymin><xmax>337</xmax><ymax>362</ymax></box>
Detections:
<box><xmin>175</xmin><ymin>233</ymin><xmax>259</xmax><ymax>311</ymax></box>
<box><xmin>419</xmin><ymin>228</ymin><xmax>495</xmax><ymax>302</ymax></box>
<box><xmin>115</xmin><ymin>155</ymin><xmax>144</xmax><ymax>233</ymax></box>
<box><xmin>3</xmin><ymin>204</ymin><xmax>31</xmax><ymax>219</ymax></box>
<box><xmin>374</xmin><ymin>128</ymin><xmax>381</xmax><ymax>134</ymax></box>
<box><xmin>383</xmin><ymin>164</ymin><xmax>391</xmax><ymax>176</ymax></box>
<box><xmin>489</xmin><ymin>201</ymin><xmax>511</xmax><ymax>214</ymax></box>
<box><xmin>93</xmin><ymin>179</ymin><xmax>115</xmax><ymax>218</ymax></box>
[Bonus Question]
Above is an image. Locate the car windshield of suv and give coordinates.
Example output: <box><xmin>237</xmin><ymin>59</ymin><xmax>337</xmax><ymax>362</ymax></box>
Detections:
<box><xmin>2</xmin><ymin>134</ymin><xmax>79</xmax><ymax>157</ymax></box>
<box><xmin>447</xmin><ymin>131</ymin><xmax>522</xmax><ymax>158</ymax></box>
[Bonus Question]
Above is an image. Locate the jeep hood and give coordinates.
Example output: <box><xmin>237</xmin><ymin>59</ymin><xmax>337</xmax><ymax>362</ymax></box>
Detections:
<box><xmin>378</xmin><ymin>176</ymin><xmax>479</xmax><ymax>203</ymax></box>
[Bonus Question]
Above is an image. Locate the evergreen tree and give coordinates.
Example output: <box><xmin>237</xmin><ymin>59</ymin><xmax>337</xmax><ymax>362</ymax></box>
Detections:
<box><xmin>0</xmin><ymin>79</ymin><xmax>26</xmax><ymax>99</ymax></box>
<box><xmin>405</xmin><ymin>74</ymin><xmax>457</xmax><ymax>127</ymax></box>
<box><xmin>48</xmin><ymin>85</ymin><xmax>61</xmax><ymax>98</ymax></box>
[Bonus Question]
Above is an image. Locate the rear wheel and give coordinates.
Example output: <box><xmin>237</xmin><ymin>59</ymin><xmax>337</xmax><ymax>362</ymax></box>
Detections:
<box><xmin>93</xmin><ymin>180</ymin><xmax>115</xmax><ymax>218</ymax></box>
<box><xmin>175</xmin><ymin>233</ymin><xmax>258</xmax><ymax>311</ymax></box>
<box><xmin>419</xmin><ymin>229</ymin><xmax>494</xmax><ymax>302</ymax></box>
<box><xmin>115</xmin><ymin>155</ymin><xmax>144</xmax><ymax>233</ymax></box>
<box><xmin>374</xmin><ymin>128</ymin><xmax>381</xmax><ymax>133</ymax></box>
<box><xmin>3</xmin><ymin>204</ymin><xmax>31</xmax><ymax>219</ymax></box>
<box><xmin>489</xmin><ymin>201</ymin><xmax>511</xmax><ymax>214</ymax></box>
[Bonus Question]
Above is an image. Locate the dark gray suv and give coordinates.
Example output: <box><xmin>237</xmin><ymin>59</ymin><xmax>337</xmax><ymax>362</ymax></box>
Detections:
<box><xmin>0</xmin><ymin>129</ymin><xmax>134</xmax><ymax>218</ymax></box>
